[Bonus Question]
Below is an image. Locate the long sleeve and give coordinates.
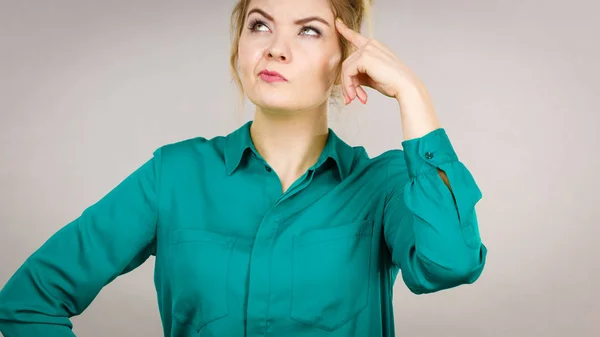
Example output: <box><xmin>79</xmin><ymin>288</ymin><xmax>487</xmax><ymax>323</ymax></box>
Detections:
<box><xmin>383</xmin><ymin>128</ymin><xmax>487</xmax><ymax>294</ymax></box>
<box><xmin>0</xmin><ymin>148</ymin><xmax>162</xmax><ymax>337</ymax></box>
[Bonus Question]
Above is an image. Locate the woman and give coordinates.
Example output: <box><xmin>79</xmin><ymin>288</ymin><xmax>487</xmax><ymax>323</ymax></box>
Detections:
<box><xmin>0</xmin><ymin>0</ymin><xmax>487</xmax><ymax>336</ymax></box>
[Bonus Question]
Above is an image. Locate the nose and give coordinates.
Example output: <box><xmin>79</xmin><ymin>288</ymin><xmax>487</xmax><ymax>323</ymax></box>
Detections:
<box><xmin>264</xmin><ymin>37</ymin><xmax>289</xmax><ymax>62</ymax></box>
<box><xmin>266</xmin><ymin>47</ymin><xmax>288</xmax><ymax>62</ymax></box>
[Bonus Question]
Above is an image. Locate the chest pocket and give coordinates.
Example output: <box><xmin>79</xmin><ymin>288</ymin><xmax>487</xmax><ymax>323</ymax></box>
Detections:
<box><xmin>168</xmin><ymin>228</ymin><xmax>236</xmax><ymax>332</ymax></box>
<box><xmin>290</xmin><ymin>219</ymin><xmax>374</xmax><ymax>331</ymax></box>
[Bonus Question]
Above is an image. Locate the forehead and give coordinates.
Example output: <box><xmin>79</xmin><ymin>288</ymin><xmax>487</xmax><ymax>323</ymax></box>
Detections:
<box><xmin>246</xmin><ymin>0</ymin><xmax>334</xmax><ymax>20</ymax></box>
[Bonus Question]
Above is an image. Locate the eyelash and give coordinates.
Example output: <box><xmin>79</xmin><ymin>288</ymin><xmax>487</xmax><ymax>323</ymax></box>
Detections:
<box><xmin>247</xmin><ymin>18</ymin><xmax>322</xmax><ymax>37</ymax></box>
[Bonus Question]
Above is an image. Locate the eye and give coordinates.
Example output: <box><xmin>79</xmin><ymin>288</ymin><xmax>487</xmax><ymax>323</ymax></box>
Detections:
<box><xmin>248</xmin><ymin>18</ymin><xmax>269</xmax><ymax>32</ymax></box>
<box><xmin>247</xmin><ymin>18</ymin><xmax>322</xmax><ymax>37</ymax></box>
<box><xmin>300</xmin><ymin>25</ymin><xmax>321</xmax><ymax>37</ymax></box>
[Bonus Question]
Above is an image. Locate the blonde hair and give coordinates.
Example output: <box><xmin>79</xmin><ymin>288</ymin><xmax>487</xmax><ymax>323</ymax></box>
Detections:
<box><xmin>228</xmin><ymin>0</ymin><xmax>374</xmax><ymax>114</ymax></box>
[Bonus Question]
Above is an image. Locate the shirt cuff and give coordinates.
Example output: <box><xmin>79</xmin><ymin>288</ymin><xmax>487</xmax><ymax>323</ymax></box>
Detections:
<box><xmin>401</xmin><ymin>128</ymin><xmax>459</xmax><ymax>178</ymax></box>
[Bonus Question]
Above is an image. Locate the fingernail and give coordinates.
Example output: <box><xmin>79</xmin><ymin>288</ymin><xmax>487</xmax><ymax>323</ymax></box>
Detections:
<box><xmin>336</xmin><ymin>17</ymin><xmax>344</xmax><ymax>25</ymax></box>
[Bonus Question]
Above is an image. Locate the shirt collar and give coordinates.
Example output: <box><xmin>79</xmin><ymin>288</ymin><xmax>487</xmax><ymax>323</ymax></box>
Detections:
<box><xmin>224</xmin><ymin>120</ymin><xmax>354</xmax><ymax>180</ymax></box>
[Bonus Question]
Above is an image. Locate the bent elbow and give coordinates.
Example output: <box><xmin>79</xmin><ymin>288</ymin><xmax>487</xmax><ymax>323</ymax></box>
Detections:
<box><xmin>408</xmin><ymin>244</ymin><xmax>487</xmax><ymax>294</ymax></box>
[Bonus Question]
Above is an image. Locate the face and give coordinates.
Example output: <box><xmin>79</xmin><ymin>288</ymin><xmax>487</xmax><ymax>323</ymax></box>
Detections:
<box><xmin>237</xmin><ymin>0</ymin><xmax>342</xmax><ymax>114</ymax></box>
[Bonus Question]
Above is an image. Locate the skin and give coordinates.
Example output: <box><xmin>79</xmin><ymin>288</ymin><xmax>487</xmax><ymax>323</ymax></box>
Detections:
<box><xmin>237</xmin><ymin>0</ymin><xmax>449</xmax><ymax>193</ymax></box>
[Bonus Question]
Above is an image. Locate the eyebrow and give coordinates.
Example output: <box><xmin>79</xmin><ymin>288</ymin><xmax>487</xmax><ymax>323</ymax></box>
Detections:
<box><xmin>246</xmin><ymin>8</ymin><xmax>331</xmax><ymax>27</ymax></box>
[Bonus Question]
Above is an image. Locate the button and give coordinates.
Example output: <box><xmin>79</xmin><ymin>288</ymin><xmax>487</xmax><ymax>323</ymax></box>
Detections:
<box><xmin>265</xmin><ymin>166</ymin><xmax>272</xmax><ymax>172</ymax></box>
<box><xmin>424</xmin><ymin>152</ymin><xmax>434</xmax><ymax>159</ymax></box>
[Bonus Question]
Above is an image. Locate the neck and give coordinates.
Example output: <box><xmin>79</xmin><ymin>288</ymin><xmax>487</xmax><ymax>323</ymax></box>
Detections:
<box><xmin>250</xmin><ymin>102</ymin><xmax>329</xmax><ymax>178</ymax></box>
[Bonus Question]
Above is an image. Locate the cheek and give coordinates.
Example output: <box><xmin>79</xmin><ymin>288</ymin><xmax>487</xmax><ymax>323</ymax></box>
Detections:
<box><xmin>327</xmin><ymin>53</ymin><xmax>342</xmax><ymax>77</ymax></box>
<box><xmin>314</xmin><ymin>52</ymin><xmax>341</xmax><ymax>85</ymax></box>
<box><xmin>328</xmin><ymin>48</ymin><xmax>342</xmax><ymax>69</ymax></box>
<box><xmin>301</xmin><ymin>49</ymin><xmax>340</xmax><ymax>77</ymax></box>
<box><xmin>237</xmin><ymin>42</ymin><xmax>262</xmax><ymax>78</ymax></box>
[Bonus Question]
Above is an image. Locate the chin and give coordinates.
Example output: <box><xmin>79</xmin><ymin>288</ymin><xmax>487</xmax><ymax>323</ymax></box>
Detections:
<box><xmin>256</xmin><ymin>102</ymin><xmax>298</xmax><ymax>114</ymax></box>
<box><xmin>251</xmin><ymin>93</ymin><xmax>298</xmax><ymax>112</ymax></box>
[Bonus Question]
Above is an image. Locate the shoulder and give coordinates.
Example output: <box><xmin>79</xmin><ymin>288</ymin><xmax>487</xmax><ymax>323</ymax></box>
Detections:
<box><xmin>154</xmin><ymin>134</ymin><xmax>224</xmax><ymax>161</ymax></box>
<box><xmin>372</xmin><ymin>149</ymin><xmax>406</xmax><ymax>166</ymax></box>
<box><xmin>357</xmin><ymin>148</ymin><xmax>409</xmax><ymax>176</ymax></box>
<box><xmin>148</xmin><ymin>134</ymin><xmax>227</xmax><ymax>178</ymax></box>
<box><xmin>346</xmin><ymin>147</ymin><xmax>410</xmax><ymax>192</ymax></box>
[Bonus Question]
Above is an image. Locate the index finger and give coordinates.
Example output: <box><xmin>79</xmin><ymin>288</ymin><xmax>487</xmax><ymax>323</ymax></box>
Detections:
<box><xmin>335</xmin><ymin>18</ymin><xmax>369</xmax><ymax>48</ymax></box>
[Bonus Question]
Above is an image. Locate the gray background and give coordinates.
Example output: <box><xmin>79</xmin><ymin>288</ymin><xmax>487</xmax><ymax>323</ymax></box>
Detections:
<box><xmin>1</xmin><ymin>0</ymin><xmax>598</xmax><ymax>336</ymax></box>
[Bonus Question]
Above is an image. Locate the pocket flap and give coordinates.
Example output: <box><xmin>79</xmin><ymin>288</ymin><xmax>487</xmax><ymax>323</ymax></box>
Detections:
<box><xmin>293</xmin><ymin>219</ymin><xmax>373</xmax><ymax>247</ymax></box>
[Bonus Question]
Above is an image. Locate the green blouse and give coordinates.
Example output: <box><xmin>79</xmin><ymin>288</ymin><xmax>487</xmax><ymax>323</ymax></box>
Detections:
<box><xmin>0</xmin><ymin>120</ymin><xmax>487</xmax><ymax>337</ymax></box>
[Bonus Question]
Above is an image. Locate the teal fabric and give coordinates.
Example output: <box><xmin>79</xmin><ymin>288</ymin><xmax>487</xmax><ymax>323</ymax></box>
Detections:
<box><xmin>0</xmin><ymin>120</ymin><xmax>487</xmax><ymax>337</ymax></box>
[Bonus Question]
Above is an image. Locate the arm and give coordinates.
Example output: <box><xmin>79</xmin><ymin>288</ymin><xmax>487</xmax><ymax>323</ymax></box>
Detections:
<box><xmin>383</xmin><ymin>128</ymin><xmax>487</xmax><ymax>294</ymax></box>
<box><xmin>0</xmin><ymin>148</ymin><xmax>162</xmax><ymax>336</ymax></box>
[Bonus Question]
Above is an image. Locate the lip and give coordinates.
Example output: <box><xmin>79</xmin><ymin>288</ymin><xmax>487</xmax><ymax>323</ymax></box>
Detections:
<box><xmin>258</xmin><ymin>69</ymin><xmax>288</xmax><ymax>82</ymax></box>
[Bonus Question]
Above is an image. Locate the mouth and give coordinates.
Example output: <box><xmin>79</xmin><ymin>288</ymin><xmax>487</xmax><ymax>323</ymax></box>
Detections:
<box><xmin>258</xmin><ymin>69</ymin><xmax>288</xmax><ymax>83</ymax></box>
